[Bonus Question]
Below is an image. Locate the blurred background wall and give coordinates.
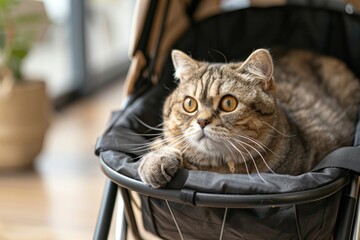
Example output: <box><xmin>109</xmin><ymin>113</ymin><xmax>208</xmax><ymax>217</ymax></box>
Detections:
<box><xmin>23</xmin><ymin>0</ymin><xmax>134</xmax><ymax>108</ymax></box>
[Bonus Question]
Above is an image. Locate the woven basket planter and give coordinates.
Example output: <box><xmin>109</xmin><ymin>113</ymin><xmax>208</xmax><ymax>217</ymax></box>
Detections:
<box><xmin>0</xmin><ymin>80</ymin><xmax>50</xmax><ymax>170</ymax></box>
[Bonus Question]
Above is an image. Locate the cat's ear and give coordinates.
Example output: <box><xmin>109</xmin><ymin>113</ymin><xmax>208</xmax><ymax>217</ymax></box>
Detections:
<box><xmin>172</xmin><ymin>50</ymin><xmax>200</xmax><ymax>81</ymax></box>
<box><xmin>239</xmin><ymin>49</ymin><xmax>275</xmax><ymax>91</ymax></box>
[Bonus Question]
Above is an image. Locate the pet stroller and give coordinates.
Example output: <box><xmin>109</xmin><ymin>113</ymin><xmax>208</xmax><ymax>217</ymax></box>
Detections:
<box><xmin>94</xmin><ymin>0</ymin><xmax>360</xmax><ymax>239</ymax></box>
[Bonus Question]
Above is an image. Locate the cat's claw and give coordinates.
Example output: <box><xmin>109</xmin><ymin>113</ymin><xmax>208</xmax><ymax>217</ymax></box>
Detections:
<box><xmin>138</xmin><ymin>148</ymin><xmax>181</xmax><ymax>188</ymax></box>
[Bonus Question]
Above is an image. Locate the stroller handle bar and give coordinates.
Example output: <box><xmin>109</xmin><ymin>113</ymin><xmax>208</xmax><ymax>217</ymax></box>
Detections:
<box><xmin>99</xmin><ymin>156</ymin><xmax>350</xmax><ymax>208</ymax></box>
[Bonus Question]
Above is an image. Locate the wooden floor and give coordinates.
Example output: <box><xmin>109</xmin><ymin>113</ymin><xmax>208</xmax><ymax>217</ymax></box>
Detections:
<box><xmin>0</xmin><ymin>80</ymin><xmax>124</xmax><ymax>240</ymax></box>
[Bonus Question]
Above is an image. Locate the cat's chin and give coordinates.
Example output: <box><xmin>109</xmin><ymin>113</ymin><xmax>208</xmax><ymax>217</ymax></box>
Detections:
<box><xmin>185</xmin><ymin>129</ymin><xmax>228</xmax><ymax>156</ymax></box>
<box><xmin>198</xmin><ymin>136</ymin><xmax>214</xmax><ymax>146</ymax></box>
<box><xmin>195</xmin><ymin>131</ymin><xmax>216</xmax><ymax>145</ymax></box>
<box><xmin>193</xmin><ymin>136</ymin><xmax>227</xmax><ymax>156</ymax></box>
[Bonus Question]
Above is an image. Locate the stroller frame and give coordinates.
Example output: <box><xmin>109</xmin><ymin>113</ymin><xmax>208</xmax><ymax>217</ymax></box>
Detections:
<box><xmin>94</xmin><ymin>159</ymin><xmax>360</xmax><ymax>240</ymax></box>
<box><xmin>94</xmin><ymin>1</ymin><xmax>360</xmax><ymax>239</ymax></box>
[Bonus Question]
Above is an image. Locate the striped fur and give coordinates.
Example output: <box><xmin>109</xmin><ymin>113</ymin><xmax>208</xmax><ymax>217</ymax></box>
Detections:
<box><xmin>138</xmin><ymin>49</ymin><xmax>360</xmax><ymax>188</ymax></box>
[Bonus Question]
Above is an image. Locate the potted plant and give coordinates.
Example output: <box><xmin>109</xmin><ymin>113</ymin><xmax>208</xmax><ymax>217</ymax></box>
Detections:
<box><xmin>0</xmin><ymin>0</ymin><xmax>50</xmax><ymax>170</ymax></box>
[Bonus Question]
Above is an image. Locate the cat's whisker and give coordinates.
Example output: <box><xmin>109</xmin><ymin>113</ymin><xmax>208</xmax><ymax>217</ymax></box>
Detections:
<box><xmin>179</xmin><ymin>132</ymin><xmax>202</xmax><ymax>153</ymax></box>
<box><xmin>134</xmin><ymin>115</ymin><xmax>164</xmax><ymax>131</ymax></box>
<box><xmin>233</xmin><ymin>133</ymin><xmax>282</xmax><ymax>160</ymax></box>
<box><xmin>260</xmin><ymin>121</ymin><xmax>296</xmax><ymax>138</ymax></box>
<box><xmin>123</xmin><ymin>139</ymin><xmax>159</xmax><ymax>151</ymax></box>
<box><xmin>129</xmin><ymin>135</ymin><xmax>165</xmax><ymax>150</ymax></box>
<box><xmin>133</xmin><ymin>133</ymin><xmax>191</xmax><ymax>156</ymax></box>
<box><xmin>232</xmin><ymin>138</ymin><xmax>275</xmax><ymax>175</ymax></box>
<box><xmin>127</xmin><ymin>139</ymin><xmax>168</xmax><ymax>152</ymax></box>
<box><xmin>121</xmin><ymin>140</ymin><xmax>154</xmax><ymax>147</ymax></box>
<box><xmin>180</xmin><ymin>141</ymin><xmax>193</xmax><ymax>154</ymax></box>
<box><xmin>229</xmin><ymin>139</ymin><xmax>267</xmax><ymax>182</ymax></box>
<box><xmin>168</xmin><ymin>138</ymin><xmax>189</xmax><ymax>152</ymax></box>
<box><xmin>223</xmin><ymin>141</ymin><xmax>239</xmax><ymax>166</ymax></box>
<box><xmin>226</xmin><ymin>139</ymin><xmax>253</xmax><ymax>180</ymax></box>
<box><xmin>123</xmin><ymin>131</ymin><xmax>163</xmax><ymax>137</ymax></box>
<box><xmin>161</xmin><ymin>135</ymin><xmax>188</xmax><ymax>149</ymax></box>
<box><xmin>130</xmin><ymin>134</ymin><xmax>184</xmax><ymax>152</ymax></box>
<box><xmin>223</xmin><ymin>141</ymin><xmax>236</xmax><ymax>160</ymax></box>
<box><xmin>154</xmin><ymin>122</ymin><xmax>165</xmax><ymax>127</ymax></box>
<box><xmin>129</xmin><ymin>148</ymin><xmax>152</xmax><ymax>154</ymax></box>
<box><xmin>162</xmin><ymin>130</ymin><xmax>199</xmax><ymax>151</ymax></box>
<box><xmin>233</xmin><ymin>134</ymin><xmax>267</xmax><ymax>153</ymax></box>
<box><xmin>225</xmin><ymin>142</ymin><xmax>248</xmax><ymax>156</ymax></box>
<box><xmin>178</xmin><ymin>133</ymin><xmax>196</xmax><ymax>153</ymax></box>
<box><xmin>134</xmin><ymin>128</ymin><xmax>197</xmax><ymax>154</ymax></box>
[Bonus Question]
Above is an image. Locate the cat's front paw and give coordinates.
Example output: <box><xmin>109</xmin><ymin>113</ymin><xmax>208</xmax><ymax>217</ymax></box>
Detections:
<box><xmin>138</xmin><ymin>148</ymin><xmax>181</xmax><ymax>188</ymax></box>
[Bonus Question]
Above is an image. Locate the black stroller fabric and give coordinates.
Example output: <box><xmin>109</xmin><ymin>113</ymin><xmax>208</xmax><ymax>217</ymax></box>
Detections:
<box><xmin>95</xmin><ymin>6</ymin><xmax>360</xmax><ymax>240</ymax></box>
<box><xmin>141</xmin><ymin>193</ymin><xmax>342</xmax><ymax>239</ymax></box>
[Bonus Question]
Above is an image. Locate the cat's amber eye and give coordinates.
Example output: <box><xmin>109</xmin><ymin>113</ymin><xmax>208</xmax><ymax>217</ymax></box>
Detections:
<box><xmin>183</xmin><ymin>96</ymin><xmax>198</xmax><ymax>113</ymax></box>
<box><xmin>220</xmin><ymin>95</ymin><xmax>238</xmax><ymax>112</ymax></box>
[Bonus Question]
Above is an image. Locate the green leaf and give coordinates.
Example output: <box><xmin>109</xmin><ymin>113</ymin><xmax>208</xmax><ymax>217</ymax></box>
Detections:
<box><xmin>7</xmin><ymin>47</ymin><xmax>28</xmax><ymax>80</ymax></box>
<box><xmin>0</xmin><ymin>29</ymin><xmax>4</xmax><ymax>49</ymax></box>
<box><xmin>0</xmin><ymin>0</ymin><xmax>48</xmax><ymax>81</ymax></box>
<box><xmin>0</xmin><ymin>0</ymin><xmax>19</xmax><ymax>11</ymax></box>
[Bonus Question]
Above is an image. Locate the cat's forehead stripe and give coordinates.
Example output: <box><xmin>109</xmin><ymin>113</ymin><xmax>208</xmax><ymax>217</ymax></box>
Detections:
<box><xmin>186</xmin><ymin>65</ymin><xmax>251</xmax><ymax>101</ymax></box>
<box><xmin>195</xmin><ymin>76</ymin><xmax>203</xmax><ymax>97</ymax></box>
<box><xmin>192</xmin><ymin>65</ymin><xmax>208</xmax><ymax>97</ymax></box>
<box><xmin>199</xmin><ymin>66</ymin><xmax>220</xmax><ymax>99</ymax></box>
<box><xmin>202</xmin><ymin>72</ymin><xmax>210</xmax><ymax>99</ymax></box>
<box><xmin>209</xmin><ymin>77</ymin><xmax>221</xmax><ymax>97</ymax></box>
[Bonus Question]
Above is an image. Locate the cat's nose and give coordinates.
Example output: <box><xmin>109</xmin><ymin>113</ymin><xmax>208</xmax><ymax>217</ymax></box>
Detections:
<box><xmin>197</xmin><ymin>118</ymin><xmax>211</xmax><ymax>129</ymax></box>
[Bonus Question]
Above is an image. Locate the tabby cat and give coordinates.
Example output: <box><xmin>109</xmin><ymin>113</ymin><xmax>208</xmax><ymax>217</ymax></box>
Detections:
<box><xmin>138</xmin><ymin>48</ymin><xmax>360</xmax><ymax>188</ymax></box>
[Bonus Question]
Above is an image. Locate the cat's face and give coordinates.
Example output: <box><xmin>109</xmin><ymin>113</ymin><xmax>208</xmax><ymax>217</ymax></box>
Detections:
<box><xmin>163</xmin><ymin>49</ymin><xmax>278</xmax><ymax>160</ymax></box>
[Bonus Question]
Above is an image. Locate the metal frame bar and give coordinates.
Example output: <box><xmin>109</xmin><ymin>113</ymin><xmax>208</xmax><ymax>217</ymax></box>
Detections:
<box><xmin>334</xmin><ymin>175</ymin><xmax>360</xmax><ymax>240</ymax></box>
<box><xmin>100</xmin><ymin>158</ymin><xmax>350</xmax><ymax>208</ymax></box>
<box><xmin>119</xmin><ymin>187</ymin><xmax>142</xmax><ymax>240</ymax></box>
<box><xmin>93</xmin><ymin>180</ymin><xmax>118</xmax><ymax>240</ymax></box>
<box><xmin>115</xmin><ymin>194</ymin><xmax>127</xmax><ymax>240</ymax></box>
<box><xmin>352</xmin><ymin>184</ymin><xmax>360</xmax><ymax>240</ymax></box>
